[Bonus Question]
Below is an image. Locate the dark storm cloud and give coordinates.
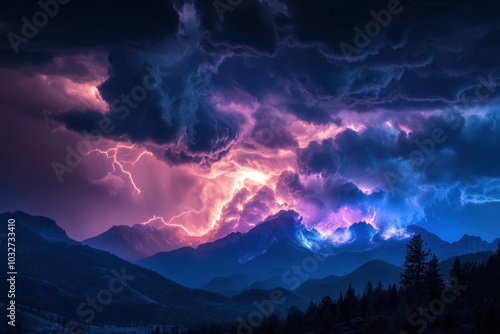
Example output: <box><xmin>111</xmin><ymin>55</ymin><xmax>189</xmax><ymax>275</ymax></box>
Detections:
<box><xmin>0</xmin><ymin>0</ymin><xmax>179</xmax><ymax>65</ymax></box>
<box><xmin>193</xmin><ymin>0</ymin><xmax>278</xmax><ymax>56</ymax></box>
<box><xmin>276</xmin><ymin>168</ymin><xmax>386</xmax><ymax>217</ymax></box>
<box><xmin>358</xmin><ymin>111</ymin><xmax>499</xmax><ymax>185</ymax></box>
<box><xmin>251</xmin><ymin>108</ymin><xmax>297</xmax><ymax>149</ymax></box>
<box><xmin>323</xmin><ymin>178</ymin><xmax>385</xmax><ymax>212</ymax></box>
<box><xmin>0</xmin><ymin>1</ymin><xmax>248</xmax><ymax>166</ymax></box>
<box><xmin>276</xmin><ymin>170</ymin><xmax>306</xmax><ymax>198</ymax></box>
<box><xmin>54</xmin><ymin>46</ymin><xmax>245</xmax><ymax>165</ymax></box>
<box><xmin>279</xmin><ymin>99</ymin><xmax>498</xmax><ymax>227</ymax></box>
<box><xmin>3</xmin><ymin>0</ymin><xmax>500</xmax><ymax>113</ymax></box>
<box><xmin>297</xmin><ymin>139</ymin><xmax>339</xmax><ymax>176</ymax></box>
<box><xmin>3</xmin><ymin>0</ymin><xmax>500</xmax><ymax>167</ymax></box>
<box><xmin>203</xmin><ymin>0</ymin><xmax>500</xmax><ymax>124</ymax></box>
<box><xmin>294</xmin><ymin>108</ymin><xmax>500</xmax><ymax>218</ymax></box>
<box><xmin>326</xmin><ymin>180</ymin><xmax>365</xmax><ymax>205</ymax></box>
<box><xmin>204</xmin><ymin>0</ymin><xmax>500</xmax><ymax>116</ymax></box>
<box><xmin>212</xmin><ymin>48</ymin><xmax>345</xmax><ymax>124</ymax></box>
<box><xmin>449</xmin><ymin>112</ymin><xmax>500</xmax><ymax>178</ymax></box>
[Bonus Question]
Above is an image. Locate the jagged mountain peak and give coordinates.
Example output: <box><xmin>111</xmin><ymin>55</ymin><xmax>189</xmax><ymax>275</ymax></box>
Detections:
<box><xmin>457</xmin><ymin>234</ymin><xmax>482</xmax><ymax>241</ymax></box>
<box><xmin>330</xmin><ymin>221</ymin><xmax>379</xmax><ymax>246</ymax></box>
<box><xmin>250</xmin><ymin>210</ymin><xmax>302</xmax><ymax>235</ymax></box>
<box><xmin>452</xmin><ymin>234</ymin><xmax>491</xmax><ymax>253</ymax></box>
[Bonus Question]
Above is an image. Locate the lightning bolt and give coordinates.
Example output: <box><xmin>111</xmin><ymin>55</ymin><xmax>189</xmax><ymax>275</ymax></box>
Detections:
<box><xmin>140</xmin><ymin>206</ymin><xmax>207</xmax><ymax>236</ymax></box>
<box><xmin>368</xmin><ymin>212</ymin><xmax>377</xmax><ymax>224</ymax></box>
<box><xmin>88</xmin><ymin>144</ymin><xmax>153</xmax><ymax>194</ymax></box>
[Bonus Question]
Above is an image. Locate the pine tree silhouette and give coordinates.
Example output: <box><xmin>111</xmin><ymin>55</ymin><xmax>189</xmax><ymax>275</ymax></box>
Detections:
<box><xmin>400</xmin><ymin>234</ymin><xmax>430</xmax><ymax>305</ymax></box>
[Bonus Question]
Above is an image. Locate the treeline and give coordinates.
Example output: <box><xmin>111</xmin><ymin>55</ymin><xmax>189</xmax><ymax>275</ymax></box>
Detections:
<box><xmin>187</xmin><ymin>235</ymin><xmax>500</xmax><ymax>334</ymax></box>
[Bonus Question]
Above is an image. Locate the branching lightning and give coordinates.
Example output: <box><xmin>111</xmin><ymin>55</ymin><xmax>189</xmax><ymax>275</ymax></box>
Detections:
<box><xmin>140</xmin><ymin>206</ymin><xmax>208</xmax><ymax>236</ymax></box>
<box><xmin>88</xmin><ymin>144</ymin><xmax>153</xmax><ymax>194</ymax></box>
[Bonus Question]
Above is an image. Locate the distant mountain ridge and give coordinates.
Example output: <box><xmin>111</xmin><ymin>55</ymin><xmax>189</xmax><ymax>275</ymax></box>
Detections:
<box><xmin>83</xmin><ymin>222</ymin><xmax>202</xmax><ymax>261</ymax></box>
<box><xmin>136</xmin><ymin>210</ymin><xmax>500</xmax><ymax>291</ymax></box>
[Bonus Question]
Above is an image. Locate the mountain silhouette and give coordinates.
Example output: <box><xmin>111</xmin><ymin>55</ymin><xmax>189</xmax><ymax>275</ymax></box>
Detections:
<box><xmin>137</xmin><ymin>210</ymin><xmax>500</xmax><ymax>290</ymax></box>
<box><xmin>83</xmin><ymin>223</ymin><xmax>201</xmax><ymax>261</ymax></box>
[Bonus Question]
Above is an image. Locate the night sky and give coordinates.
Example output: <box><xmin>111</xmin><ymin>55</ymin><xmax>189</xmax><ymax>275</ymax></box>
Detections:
<box><xmin>1</xmin><ymin>0</ymin><xmax>499</xmax><ymax>243</ymax></box>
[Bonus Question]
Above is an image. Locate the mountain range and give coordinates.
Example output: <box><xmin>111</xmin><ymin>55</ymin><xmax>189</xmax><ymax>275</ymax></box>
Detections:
<box><xmin>132</xmin><ymin>210</ymin><xmax>500</xmax><ymax>292</ymax></box>
<box><xmin>2</xmin><ymin>210</ymin><xmax>499</xmax><ymax>332</ymax></box>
